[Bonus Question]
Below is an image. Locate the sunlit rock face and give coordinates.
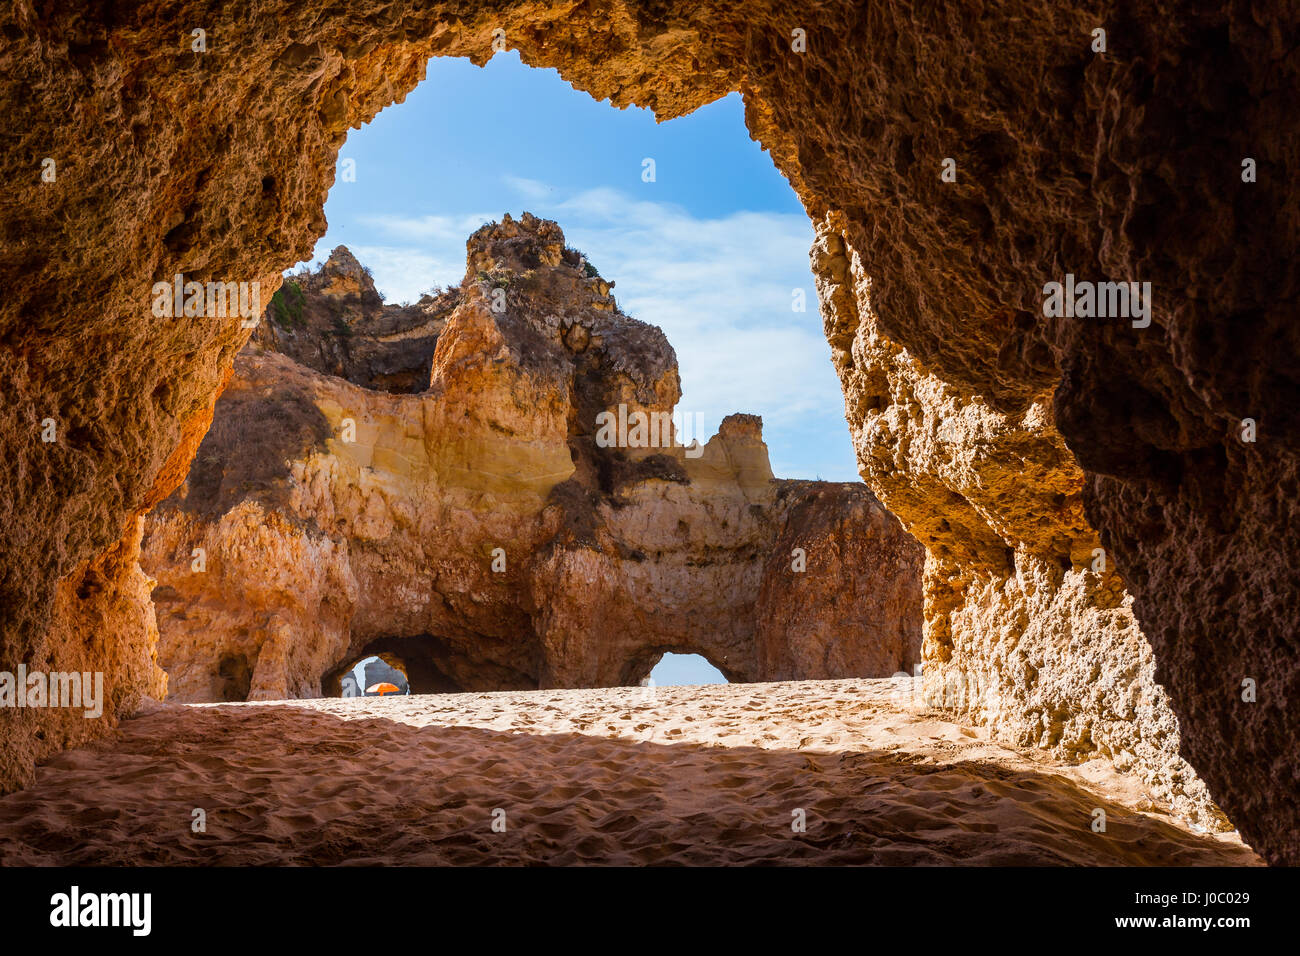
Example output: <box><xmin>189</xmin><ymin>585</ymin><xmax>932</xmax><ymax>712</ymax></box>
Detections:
<box><xmin>1</xmin><ymin>0</ymin><xmax>1295</xmax><ymax>862</ymax></box>
<box><xmin>811</xmin><ymin>216</ymin><xmax>1225</xmax><ymax>830</ymax></box>
<box><xmin>141</xmin><ymin>215</ymin><xmax>925</xmax><ymax>701</ymax></box>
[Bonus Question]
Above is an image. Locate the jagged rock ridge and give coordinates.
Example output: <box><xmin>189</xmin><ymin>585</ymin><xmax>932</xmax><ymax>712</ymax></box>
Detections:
<box><xmin>254</xmin><ymin>245</ymin><xmax>459</xmax><ymax>393</ymax></box>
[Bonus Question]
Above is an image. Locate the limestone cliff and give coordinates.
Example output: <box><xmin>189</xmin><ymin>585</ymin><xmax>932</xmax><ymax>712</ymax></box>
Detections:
<box><xmin>141</xmin><ymin>215</ymin><xmax>925</xmax><ymax>700</ymax></box>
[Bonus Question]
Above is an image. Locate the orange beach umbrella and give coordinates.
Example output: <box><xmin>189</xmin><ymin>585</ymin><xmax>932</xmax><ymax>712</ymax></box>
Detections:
<box><xmin>366</xmin><ymin>682</ymin><xmax>401</xmax><ymax>696</ymax></box>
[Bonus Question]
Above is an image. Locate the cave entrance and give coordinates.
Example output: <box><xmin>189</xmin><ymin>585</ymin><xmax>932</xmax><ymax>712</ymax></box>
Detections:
<box><xmin>270</xmin><ymin>49</ymin><xmax>881</xmax><ymax>698</ymax></box>
<box><xmin>146</xmin><ymin>42</ymin><xmax>923</xmax><ymax>714</ymax></box>
<box><xmin>215</xmin><ymin>652</ymin><xmax>253</xmax><ymax>702</ymax></box>
<box><xmin>647</xmin><ymin>653</ymin><xmax>728</xmax><ymax>687</ymax></box>
<box><xmin>7</xmin><ymin>4</ymin><xmax>1283</xmax><ymax>863</ymax></box>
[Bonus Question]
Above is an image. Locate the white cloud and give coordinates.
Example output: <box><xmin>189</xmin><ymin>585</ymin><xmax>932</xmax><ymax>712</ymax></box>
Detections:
<box><xmin>305</xmin><ymin>211</ymin><xmax>495</xmax><ymax>302</ymax></box>
<box><xmin>501</xmin><ymin>176</ymin><xmax>557</xmax><ymax>202</ymax></box>
<box><xmin>341</xmin><ymin>245</ymin><xmax>461</xmax><ymax>302</ymax></box>
<box><xmin>358</xmin><ymin>211</ymin><xmax>494</xmax><ymax>244</ymax></box>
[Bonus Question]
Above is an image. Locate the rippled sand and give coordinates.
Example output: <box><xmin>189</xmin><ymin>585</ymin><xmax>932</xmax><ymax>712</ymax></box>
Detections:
<box><xmin>0</xmin><ymin>678</ymin><xmax>1258</xmax><ymax>865</ymax></box>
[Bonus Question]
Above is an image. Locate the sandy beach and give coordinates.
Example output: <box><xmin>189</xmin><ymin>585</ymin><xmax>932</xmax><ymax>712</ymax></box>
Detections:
<box><xmin>0</xmin><ymin>678</ymin><xmax>1258</xmax><ymax>866</ymax></box>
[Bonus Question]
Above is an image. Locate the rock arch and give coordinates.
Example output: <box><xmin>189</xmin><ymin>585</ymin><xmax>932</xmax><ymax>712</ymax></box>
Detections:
<box><xmin>327</xmin><ymin>649</ymin><xmax>416</xmax><ymax>698</ymax></box>
<box><xmin>623</xmin><ymin>648</ymin><xmax>731</xmax><ymax>688</ymax></box>
<box><xmin>322</xmin><ymin>639</ymin><xmax>469</xmax><ymax>698</ymax></box>
<box><xmin>0</xmin><ymin>1</ymin><xmax>1295</xmax><ymax>863</ymax></box>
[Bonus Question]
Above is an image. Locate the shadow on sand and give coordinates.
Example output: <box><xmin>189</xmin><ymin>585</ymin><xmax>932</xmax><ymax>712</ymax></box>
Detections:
<box><xmin>0</xmin><ymin>701</ymin><xmax>1258</xmax><ymax>866</ymax></box>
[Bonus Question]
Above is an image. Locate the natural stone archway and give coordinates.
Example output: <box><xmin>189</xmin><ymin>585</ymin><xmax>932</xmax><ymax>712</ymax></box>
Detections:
<box><xmin>627</xmin><ymin>650</ymin><xmax>729</xmax><ymax>688</ymax></box>
<box><xmin>327</xmin><ymin>650</ymin><xmax>415</xmax><ymax>697</ymax></box>
<box><xmin>1</xmin><ymin>2</ymin><xmax>1296</xmax><ymax>862</ymax></box>
<box><xmin>322</xmin><ymin>638</ymin><xmax>464</xmax><ymax>698</ymax></box>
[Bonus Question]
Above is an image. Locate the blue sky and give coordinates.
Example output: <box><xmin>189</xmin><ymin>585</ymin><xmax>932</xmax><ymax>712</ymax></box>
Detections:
<box><xmin>307</xmin><ymin>51</ymin><xmax>861</xmax><ymax>485</ymax></box>
<box><xmin>647</xmin><ymin>653</ymin><xmax>727</xmax><ymax>687</ymax></box>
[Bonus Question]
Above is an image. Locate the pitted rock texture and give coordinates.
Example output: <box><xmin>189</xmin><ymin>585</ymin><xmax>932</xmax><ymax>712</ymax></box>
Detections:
<box><xmin>141</xmin><ymin>215</ymin><xmax>925</xmax><ymax>701</ymax></box>
<box><xmin>0</xmin><ymin>519</ymin><xmax>167</xmax><ymax>791</ymax></box>
<box><xmin>811</xmin><ymin>215</ymin><xmax>1225</xmax><ymax>830</ymax></box>
<box><xmin>1</xmin><ymin>1</ymin><xmax>1295</xmax><ymax>862</ymax></box>
<box><xmin>756</xmin><ymin>483</ymin><xmax>925</xmax><ymax>681</ymax></box>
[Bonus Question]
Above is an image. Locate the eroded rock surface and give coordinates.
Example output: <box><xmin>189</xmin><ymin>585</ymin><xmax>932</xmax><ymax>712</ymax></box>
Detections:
<box><xmin>141</xmin><ymin>215</ymin><xmax>925</xmax><ymax>701</ymax></box>
<box><xmin>812</xmin><ymin>215</ymin><xmax>1224</xmax><ymax>829</ymax></box>
<box><xmin>2</xmin><ymin>1</ymin><xmax>1295</xmax><ymax>862</ymax></box>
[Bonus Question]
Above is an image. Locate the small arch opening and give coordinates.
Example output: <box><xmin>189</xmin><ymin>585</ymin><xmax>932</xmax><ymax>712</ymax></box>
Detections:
<box><xmin>320</xmin><ymin>635</ymin><xmax>478</xmax><ymax>698</ymax></box>
<box><xmin>647</xmin><ymin>653</ymin><xmax>728</xmax><ymax>687</ymax></box>
<box><xmin>338</xmin><ymin>654</ymin><xmax>410</xmax><ymax>698</ymax></box>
